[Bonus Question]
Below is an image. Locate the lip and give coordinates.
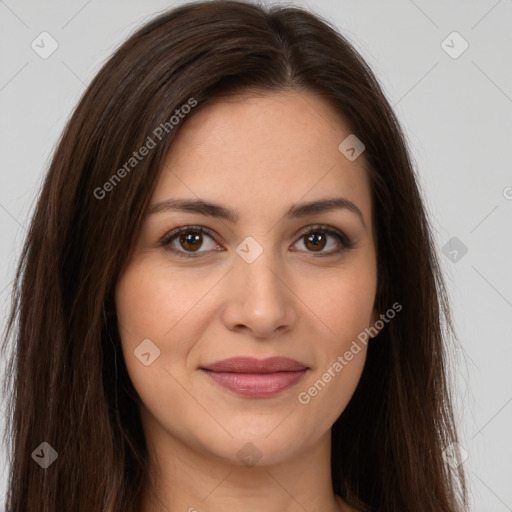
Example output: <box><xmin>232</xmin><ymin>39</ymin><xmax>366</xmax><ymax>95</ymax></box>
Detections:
<box><xmin>200</xmin><ymin>356</ymin><xmax>309</xmax><ymax>397</ymax></box>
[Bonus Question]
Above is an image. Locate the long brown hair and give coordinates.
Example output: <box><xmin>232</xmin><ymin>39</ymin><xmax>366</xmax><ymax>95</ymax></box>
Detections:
<box><xmin>1</xmin><ymin>1</ymin><xmax>467</xmax><ymax>510</ymax></box>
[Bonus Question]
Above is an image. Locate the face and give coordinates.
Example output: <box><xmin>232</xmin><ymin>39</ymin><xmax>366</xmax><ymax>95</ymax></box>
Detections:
<box><xmin>115</xmin><ymin>89</ymin><xmax>378</xmax><ymax>467</ymax></box>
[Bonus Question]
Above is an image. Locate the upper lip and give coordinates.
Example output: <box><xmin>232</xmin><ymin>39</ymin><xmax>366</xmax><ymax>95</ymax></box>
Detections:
<box><xmin>201</xmin><ymin>356</ymin><xmax>308</xmax><ymax>373</ymax></box>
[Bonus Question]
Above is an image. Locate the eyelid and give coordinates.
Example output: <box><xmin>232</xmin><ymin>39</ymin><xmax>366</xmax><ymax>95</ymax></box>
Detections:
<box><xmin>159</xmin><ymin>223</ymin><xmax>353</xmax><ymax>258</ymax></box>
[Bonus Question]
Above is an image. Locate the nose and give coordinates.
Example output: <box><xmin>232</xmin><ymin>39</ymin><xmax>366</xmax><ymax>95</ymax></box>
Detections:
<box><xmin>220</xmin><ymin>247</ymin><xmax>298</xmax><ymax>339</ymax></box>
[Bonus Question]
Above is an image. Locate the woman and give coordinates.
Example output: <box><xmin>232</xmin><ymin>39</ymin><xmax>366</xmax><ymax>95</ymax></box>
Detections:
<box><xmin>1</xmin><ymin>1</ymin><xmax>467</xmax><ymax>510</ymax></box>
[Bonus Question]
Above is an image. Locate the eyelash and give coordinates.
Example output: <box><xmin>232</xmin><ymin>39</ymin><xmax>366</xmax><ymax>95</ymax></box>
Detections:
<box><xmin>159</xmin><ymin>224</ymin><xmax>354</xmax><ymax>260</ymax></box>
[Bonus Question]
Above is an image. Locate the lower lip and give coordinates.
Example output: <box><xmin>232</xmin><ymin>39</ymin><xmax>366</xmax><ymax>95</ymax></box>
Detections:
<box><xmin>201</xmin><ymin>369</ymin><xmax>307</xmax><ymax>397</ymax></box>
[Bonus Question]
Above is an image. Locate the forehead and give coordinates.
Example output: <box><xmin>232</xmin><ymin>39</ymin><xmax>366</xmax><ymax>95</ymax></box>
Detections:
<box><xmin>153</xmin><ymin>89</ymin><xmax>372</xmax><ymax>222</ymax></box>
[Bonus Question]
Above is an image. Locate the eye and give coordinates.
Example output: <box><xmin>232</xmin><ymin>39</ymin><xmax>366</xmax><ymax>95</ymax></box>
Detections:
<box><xmin>292</xmin><ymin>225</ymin><xmax>353</xmax><ymax>256</ymax></box>
<box><xmin>159</xmin><ymin>226</ymin><xmax>222</xmax><ymax>259</ymax></box>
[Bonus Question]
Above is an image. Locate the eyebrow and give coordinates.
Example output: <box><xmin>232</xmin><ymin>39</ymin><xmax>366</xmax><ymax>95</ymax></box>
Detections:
<box><xmin>148</xmin><ymin>196</ymin><xmax>365</xmax><ymax>227</ymax></box>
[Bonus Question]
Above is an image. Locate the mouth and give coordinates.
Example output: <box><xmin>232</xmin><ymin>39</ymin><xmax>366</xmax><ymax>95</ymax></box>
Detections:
<box><xmin>200</xmin><ymin>356</ymin><xmax>309</xmax><ymax>397</ymax></box>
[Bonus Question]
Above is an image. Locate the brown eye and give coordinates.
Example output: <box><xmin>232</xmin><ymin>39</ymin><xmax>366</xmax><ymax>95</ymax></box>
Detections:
<box><xmin>304</xmin><ymin>231</ymin><xmax>327</xmax><ymax>252</ymax></box>
<box><xmin>161</xmin><ymin>226</ymin><xmax>221</xmax><ymax>258</ymax></box>
<box><xmin>293</xmin><ymin>226</ymin><xmax>352</xmax><ymax>256</ymax></box>
<box><xmin>179</xmin><ymin>231</ymin><xmax>203</xmax><ymax>252</ymax></box>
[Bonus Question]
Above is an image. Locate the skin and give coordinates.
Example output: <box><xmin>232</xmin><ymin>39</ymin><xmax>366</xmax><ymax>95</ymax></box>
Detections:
<box><xmin>115</xmin><ymin>89</ymin><xmax>378</xmax><ymax>512</ymax></box>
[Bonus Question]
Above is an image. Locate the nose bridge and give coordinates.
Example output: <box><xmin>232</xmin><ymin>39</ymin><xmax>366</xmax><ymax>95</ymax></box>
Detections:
<box><xmin>237</xmin><ymin>237</ymin><xmax>285</xmax><ymax>305</ymax></box>
<box><xmin>240</xmin><ymin>246</ymin><xmax>281</xmax><ymax>297</ymax></box>
<box><xmin>223</xmin><ymin>235</ymin><xmax>295</xmax><ymax>336</ymax></box>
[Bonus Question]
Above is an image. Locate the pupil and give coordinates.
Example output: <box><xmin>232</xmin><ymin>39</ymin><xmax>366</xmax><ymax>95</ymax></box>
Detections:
<box><xmin>181</xmin><ymin>232</ymin><xmax>201</xmax><ymax>251</ymax></box>
<box><xmin>307</xmin><ymin>232</ymin><xmax>325</xmax><ymax>251</ymax></box>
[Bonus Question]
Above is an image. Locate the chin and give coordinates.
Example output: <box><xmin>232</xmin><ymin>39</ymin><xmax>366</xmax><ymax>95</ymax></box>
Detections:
<box><xmin>211</xmin><ymin>424</ymin><xmax>316</xmax><ymax>467</ymax></box>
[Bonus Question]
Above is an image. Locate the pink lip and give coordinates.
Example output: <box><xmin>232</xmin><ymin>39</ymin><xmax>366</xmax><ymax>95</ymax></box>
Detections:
<box><xmin>200</xmin><ymin>356</ymin><xmax>309</xmax><ymax>397</ymax></box>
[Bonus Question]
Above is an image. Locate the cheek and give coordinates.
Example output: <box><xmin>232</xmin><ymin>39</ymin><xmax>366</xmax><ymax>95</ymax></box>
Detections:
<box><xmin>114</xmin><ymin>261</ymin><xmax>220</xmax><ymax>393</ymax></box>
<box><xmin>114</xmin><ymin>264</ymin><xmax>193</xmax><ymax>419</ymax></box>
<box><xmin>300</xmin><ymin>264</ymin><xmax>377</xmax><ymax>345</ymax></box>
<box><xmin>293</xmin><ymin>259</ymin><xmax>375</xmax><ymax>418</ymax></box>
<box><xmin>115</xmin><ymin>260</ymin><xmax>211</xmax><ymax>342</ymax></box>
<box><xmin>115</xmin><ymin>262</ymin><xmax>165</xmax><ymax>338</ymax></box>
<box><xmin>114</xmin><ymin>263</ymin><xmax>187</xmax><ymax>387</ymax></box>
<box><xmin>295</xmin><ymin>332</ymin><xmax>368</xmax><ymax>438</ymax></box>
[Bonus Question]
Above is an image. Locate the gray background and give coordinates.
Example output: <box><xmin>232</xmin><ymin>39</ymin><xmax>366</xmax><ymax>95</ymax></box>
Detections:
<box><xmin>0</xmin><ymin>0</ymin><xmax>511</xmax><ymax>510</ymax></box>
